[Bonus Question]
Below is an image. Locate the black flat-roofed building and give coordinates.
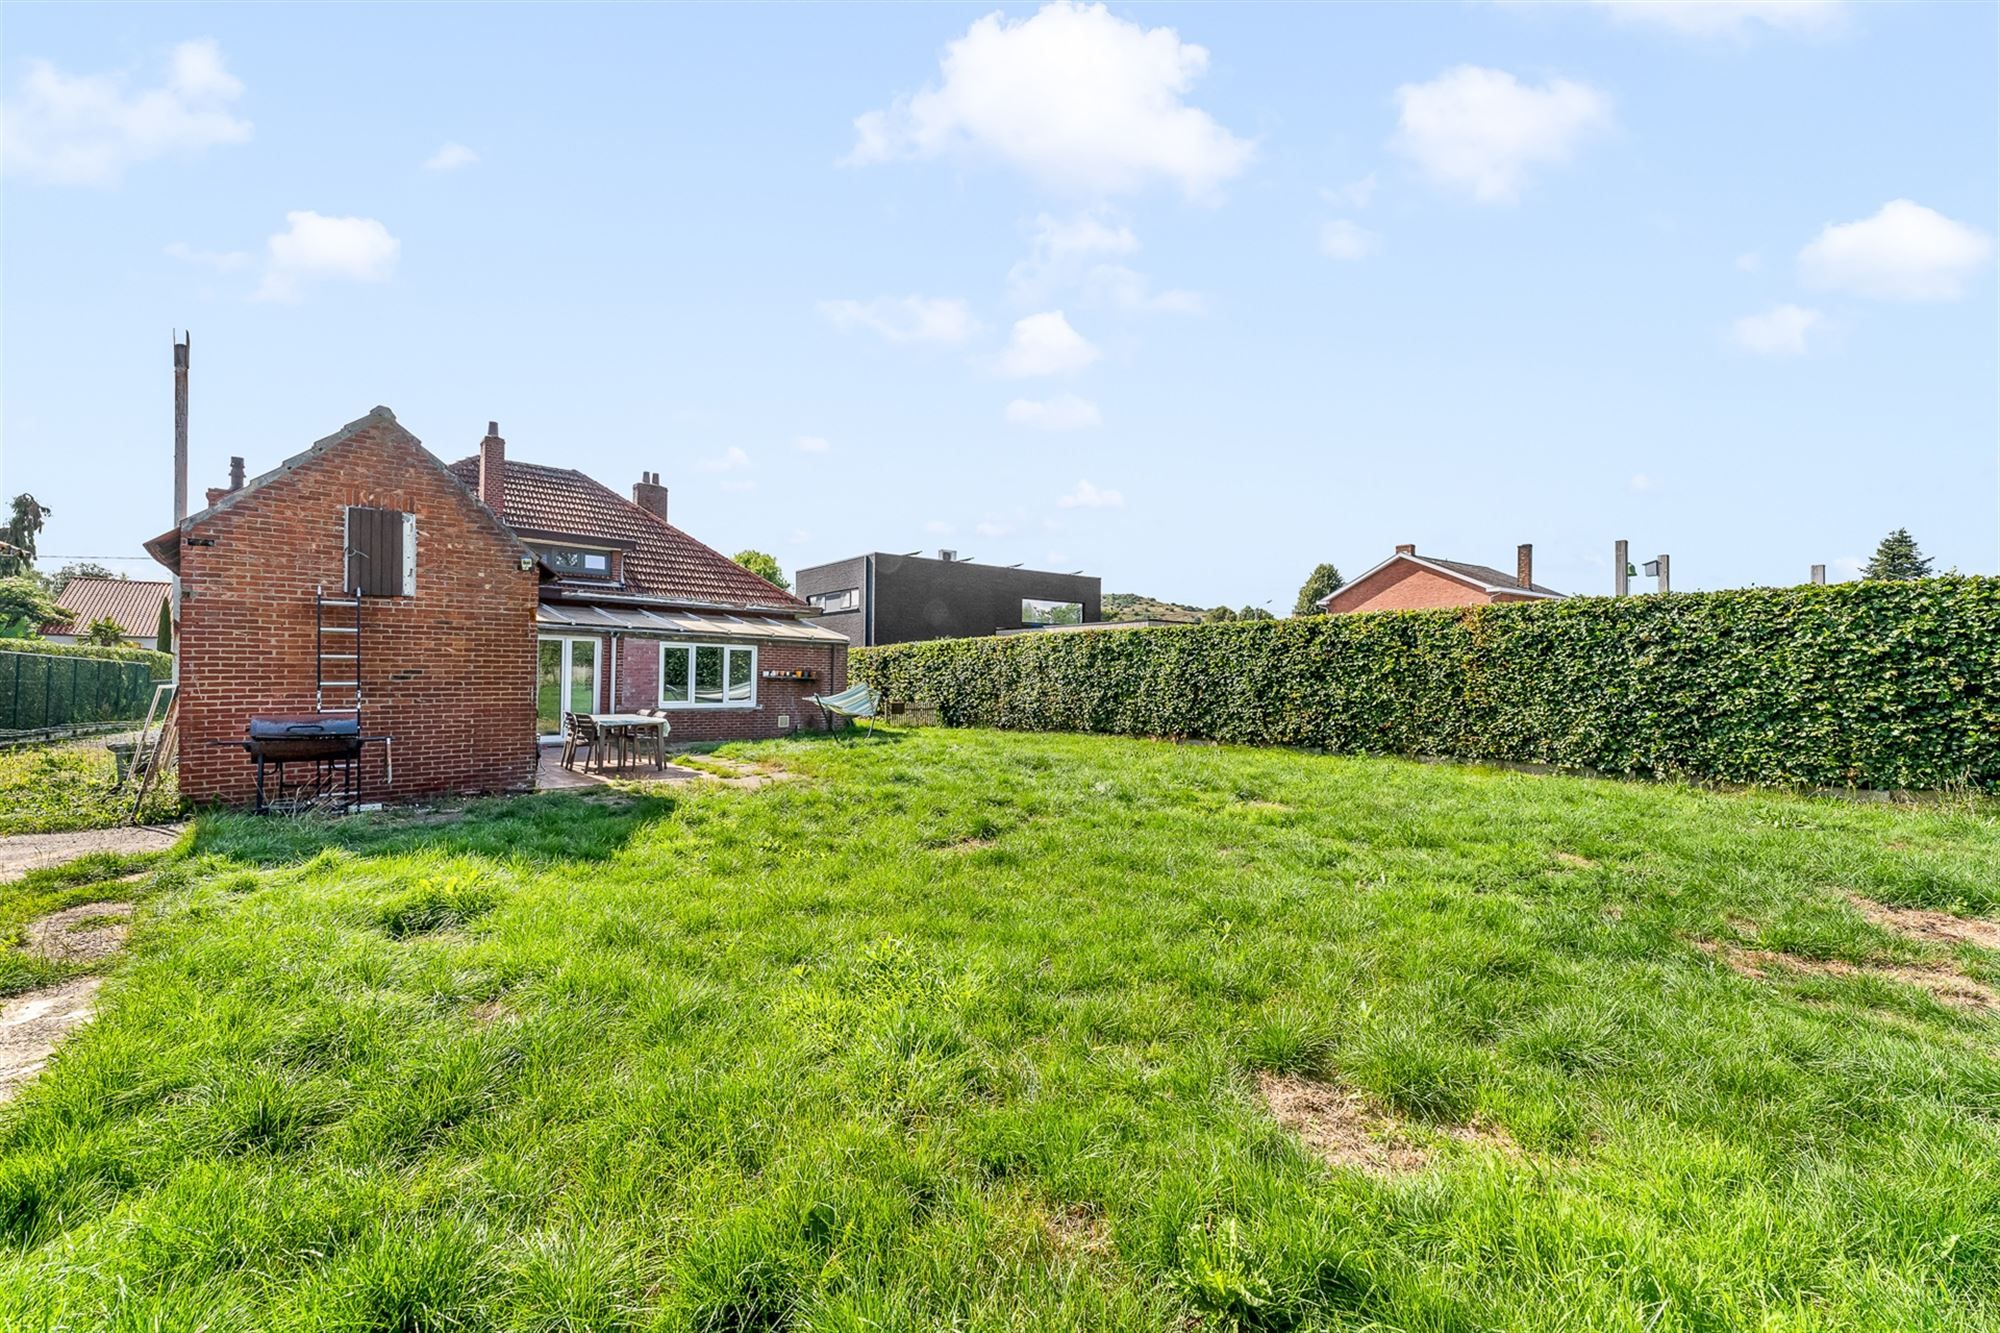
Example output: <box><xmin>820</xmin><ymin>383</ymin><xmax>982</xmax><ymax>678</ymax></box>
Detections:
<box><xmin>796</xmin><ymin>550</ymin><xmax>1101</xmax><ymax>646</ymax></box>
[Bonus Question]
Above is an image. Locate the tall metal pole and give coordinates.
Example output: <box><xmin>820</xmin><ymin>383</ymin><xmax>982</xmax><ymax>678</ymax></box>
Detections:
<box><xmin>171</xmin><ymin>332</ymin><xmax>190</xmax><ymax>687</ymax></box>
<box><xmin>1655</xmin><ymin>553</ymin><xmax>1671</xmax><ymax>594</ymax></box>
<box><xmin>1614</xmin><ymin>539</ymin><xmax>1629</xmax><ymax>597</ymax></box>
<box><xmin>173</xmin><ymin>333</ymin><xmax>190</xmax><ymax>525</ymax></box>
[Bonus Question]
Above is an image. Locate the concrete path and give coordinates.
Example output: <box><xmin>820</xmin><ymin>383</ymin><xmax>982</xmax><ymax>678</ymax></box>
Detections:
<box><xmin>0</xmin><ymin>976</ymin><xmax>102</xmax><ymax>1104</ymax></box>
<box><xmin>0</xmin><ymin>826</ymin><xmax>181</xmax><ymax>883</ymax></box>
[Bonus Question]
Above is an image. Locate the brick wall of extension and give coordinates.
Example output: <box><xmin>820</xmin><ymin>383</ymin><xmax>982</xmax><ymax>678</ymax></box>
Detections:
<box><xmin>175</xmin><ymin>421</ymin><xmax>541</xmax><ymax>805</ymax></box>
<box><xmin>555</xmin><ymin>631</ymin><xmax>849</xmax><ymax>742</ymax></box>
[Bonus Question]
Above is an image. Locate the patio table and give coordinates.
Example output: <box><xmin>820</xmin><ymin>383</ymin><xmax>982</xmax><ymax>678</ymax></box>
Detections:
<box><xmin>587</xmin><ymin>713</ymin><xmax>670</xmax><ymax>771</ymax></box>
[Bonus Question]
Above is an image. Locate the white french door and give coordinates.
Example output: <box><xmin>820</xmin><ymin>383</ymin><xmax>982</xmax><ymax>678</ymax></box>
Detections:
<box><xmin>536</xmin><ymin>636</ymin><xmax>600</xmax><ymax>741</ymax></box>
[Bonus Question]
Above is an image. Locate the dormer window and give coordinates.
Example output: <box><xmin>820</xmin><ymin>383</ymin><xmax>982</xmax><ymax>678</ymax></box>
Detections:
<box><xmin>533</xmin><ymin>544</ymin><xmax>615</xmax><ymax>580</ymax></box>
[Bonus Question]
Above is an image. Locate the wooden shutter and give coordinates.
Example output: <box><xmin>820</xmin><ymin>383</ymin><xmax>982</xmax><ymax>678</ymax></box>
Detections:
<box><xmin>345</xmin><ymin>506</ymin><xmax>407</xmax><ymax>596</ymax></box>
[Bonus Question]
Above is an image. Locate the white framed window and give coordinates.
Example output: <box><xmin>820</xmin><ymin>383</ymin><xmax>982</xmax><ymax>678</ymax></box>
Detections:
<box><xmin>808</xmin><ymin>587</ymin><xmax>859</xmax><ymax>613</ymax></box>
<box><xmin>1022</xmin><ymin>597</ymin><xmax>1083</xmax><ymax>626</ymax></box>
<box><xmin>659</xmin><ymin>641</ymin><xmax>756</xmax><ymax>708</ymax></box>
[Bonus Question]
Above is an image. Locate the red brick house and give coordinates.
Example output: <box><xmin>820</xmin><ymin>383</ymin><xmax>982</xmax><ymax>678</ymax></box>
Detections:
<box><xmin>1321</xmin><ymin>543</ymin><xmax>1565</xmax><ymax>614</ymax></box>
<box><xmin>146</xmin><ymin>407</ymin><xmax>846</xmax><ymax>808</ymax></box>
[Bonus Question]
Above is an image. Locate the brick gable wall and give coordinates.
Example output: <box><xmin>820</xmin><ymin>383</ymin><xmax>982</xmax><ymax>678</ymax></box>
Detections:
<box><xmin>1325</xmin><ymin>563</ymin><xmax>1534</xmax><ymax>614</ymax></box>
<box><xmin>175</xmin><ymin>419</ymin><xmax>539</xmax><ymax>805</ymax></box>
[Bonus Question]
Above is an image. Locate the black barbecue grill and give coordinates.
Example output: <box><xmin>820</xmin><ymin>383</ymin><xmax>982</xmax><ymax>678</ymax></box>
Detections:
<box><xmin>226</xmin><ymin>714</ymin><xmax>387</xmax><ymax>814</ymax></box>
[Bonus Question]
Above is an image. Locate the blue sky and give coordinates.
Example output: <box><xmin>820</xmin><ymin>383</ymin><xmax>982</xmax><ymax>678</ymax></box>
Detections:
<box><xmin>4</xmin><ymin>1</ymin><xmax>1994</xmax><ymax>609</ymax></box>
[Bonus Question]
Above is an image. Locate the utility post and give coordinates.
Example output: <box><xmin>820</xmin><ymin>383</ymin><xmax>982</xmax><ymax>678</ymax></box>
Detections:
<box><xmin>1652</xmin><ymin>554</ymin><xmax>1670</xmax><ymax>594</ymax></box>
<box><xmin>1810</xmin><ymin>564</ymin><xmax>1826</xmax><ymax>585</ymax></box>
<box><xmin>1614</xmin><ymin>539</ymin><xmax>1629</xmax><ymax>597</ymax></box>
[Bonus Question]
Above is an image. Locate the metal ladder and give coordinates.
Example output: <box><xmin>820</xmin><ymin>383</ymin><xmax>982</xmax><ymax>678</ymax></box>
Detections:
<box><xmin>315</xmin><ymin>585</ymin><xmax>362</xmax><ymax>718</ymax></box>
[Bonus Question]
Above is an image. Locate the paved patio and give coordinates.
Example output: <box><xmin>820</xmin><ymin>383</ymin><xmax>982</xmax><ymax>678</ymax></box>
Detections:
<box><xmin>536</xmin><ymin>744</ymin><xmax>703</xmax><ymax>790</ymax></box>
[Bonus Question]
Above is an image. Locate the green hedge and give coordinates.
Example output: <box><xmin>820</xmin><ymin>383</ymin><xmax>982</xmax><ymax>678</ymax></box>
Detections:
<box><xmin>856</xmin><ymin>577</ymin><xmax>2000</xmax><ymax>792</ymax></box>
<box><xmin>1</xmin><ymin>640</ymin><xmax>173</xmax><ymax>680</ymax></box>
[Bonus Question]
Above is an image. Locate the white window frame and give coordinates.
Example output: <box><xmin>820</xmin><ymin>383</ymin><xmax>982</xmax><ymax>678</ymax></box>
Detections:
<box><xmin>658</xmin><ymin>641</ymin><xmax>758</xmax><ymax>710</ymax></box>
<box><xmin>809</xmin><ymin>587</ymin><xmax>859</xmax><ymax>613</ymax></box>
<box><xmin>1022</xmin><ymin>597</ymin><xmax>1083</xmax><ymax>626</ymax></box>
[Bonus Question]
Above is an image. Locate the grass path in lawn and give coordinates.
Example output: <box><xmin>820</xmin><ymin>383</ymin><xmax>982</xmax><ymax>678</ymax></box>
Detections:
<box><xmin>1</xmin><ymin>728</ymin><xmax>1997</xmax><ymax>1330</ymax></box>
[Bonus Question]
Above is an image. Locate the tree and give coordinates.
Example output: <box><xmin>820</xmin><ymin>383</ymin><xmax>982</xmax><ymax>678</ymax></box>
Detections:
<box><xmin>1861</xmin><ymin>528</ymin><xmax>1934</xmax><ymax>581</ymax></box>
<box><xmin>0</xmin><ymin>494</ymin><xmax>50</xmax><ymax>578</ymax></box>
<box><xmin>156</xmin><ymin>597</ymin><xmax>174</xmax><ymax>654</ymax></box>
<box><xmin>84</xmin><ymin>617</ymin><xmax>126</xmax><ymax>646</ymax></box>
<box><xmin>1237</xmin><ymin>605</ymin><xmax>1276</xmax><ymax>621</ymax></box>
<box><xmin>1292</xmin><ymin>563</ymin><xmax>1345</xmax><ymax>616</ymax></box>
<box><xmin>48</xmin><ymin>561</ymin><xmax>116</xmax><ymax>595</ymax></box>
<box><xmin>731</xmin><ymin>549</ymin><xmax>789</xmax><ymax>591</ymax></box>
<box><xmin>0</xmin><ymin>576</ymin><xmax>58</xmax><ymax>637</ymax></box>
<box><xmin>1202</xmin><ymin>605</ymin><xmax>1238</xmax><ymax>623</ymax></box>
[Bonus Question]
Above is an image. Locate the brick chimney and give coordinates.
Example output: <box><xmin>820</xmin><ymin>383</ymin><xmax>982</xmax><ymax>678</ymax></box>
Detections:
<box><xmin>205</xmin><ymin>455</ymin><xmax>249</xmax><ymax>507</ymax></box>
<box><xmin>632</xmin><ymin>471</ymin><xmax>669</xmax><ymax>523</ymax></box>
<box><xmin>1395</xmin><ymin>543</ymin><xmax>1416</xmax><ymax>556</ymax></box>
<box><xmin>478</xmin><ymin>422</ymin><xmax>506</xmax><ymax>516</ymax></box>
<box><xmin>1516</xmin><ymin>543</ymin><xmax>1534</xmax><ymax>589</ymax></box>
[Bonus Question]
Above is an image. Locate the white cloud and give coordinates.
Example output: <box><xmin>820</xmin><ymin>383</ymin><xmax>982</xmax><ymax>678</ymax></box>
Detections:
<box><xmin>1008</xmin><ymin>211</ymin><xmax>1137</xmax><ymax>301</ymax></box>
<box><xmin>845</xmin><ymin>0</ymin><xmax>1254</xmax><ymax>199</ymax></box>
<box><xmin>976</xmin><ymin>520</ymin><xmax>1015</xmax><ymax>538</ymax></box>
<box><xmin>1006</xmin><ymin>394</ymin><xmax>1102</xmax><ymax>430</ymax></box>
<box><xmin>1083</xmin><ymin>264</ymin><xmax>1204</xmax><ymax>313</ymax></box>
<box><xmin>1735</xmin><ymin>251</ymin><xmax>1763</xmax><ymax>273</ymax></box>
<box><xmin>1391</xmin><ymin>65</ymin><xmax>1611</xmax><ymax>204</ymax></box>
<box><xmin>1323</xmin><ymin>174</ymin><xmax>1378</xmax><ymax>210</ymax></box>
<box><xmin>1553</xmin><ymin>1</ymin><xmax>1845</xmax><ymax>39</ymax></box>
<box><xmin>794</xmin><ymin>435</ymin><xmax>832</xmax><ymax>454</ymax></box>
<box><xmin>2</xmin><ymin>38</ymin><xmax>252</xmax><ymax>186</ymax></box>
<box><xmin>700</xmin><ymin>446</ymin><xmax>752</xmax><ymax>473</ymax></box>
<box><xmin>997</xmin><ymin>311</ymin><xmax>1100</xmax><ymax>378</ymax></box>
<box><xmin>165</xmin><ymin>240</ymin><xmax>250</xmax><ymax>271</ymax></box>
<box><xmin>1629</xmin><ymin>472</ymin><xmax>1661</xmax><ymax>493</ymax></box>
<box><xmin>1057</xmin><ymin>478</ymin><xmax>1124</xmax><ymax>509</ymax></box>
<box><xmin>1797</xmin><ymin>200</ymin><xmax>1993</xmax><ymax>302</ymax></box>
<box><xmin>1320</xmin><ymin>219</ymin><xmax>1379</xmax><ymax>261</ymax></box>
<box><xmin>424</xmin><ymin>141</ymin><xmax>479</xmax><ymax>171</ymax></box>
<box><xmin>253</xmin><ymin>211</ymin><xmax>400</xmax><ymax>303</ymax></box>
<box><xmin>818</xmin><ymin>295</ymin><xmax>979</xmax><ymax>343</ymax></box>
<box><xmin>1731</xmin><ymin>303</ymin><xmax>1825</xmax><ymax>356</ymax></box>
<box><xmin>1008</xmin><ymin>212</ymin><xmax>1200</xmax><ymax>312</ymax></box>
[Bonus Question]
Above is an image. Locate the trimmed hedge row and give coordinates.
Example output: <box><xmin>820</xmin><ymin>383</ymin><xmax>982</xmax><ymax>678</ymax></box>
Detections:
<box><xmin>0</xmin><ymin>640</ymin><xmax>173</xmax><ymax>680</ymax></box>
<box><xmin>856</xmin><ymin>577</ymin><xmax>2000</xmax><ymax>791</ymax></box>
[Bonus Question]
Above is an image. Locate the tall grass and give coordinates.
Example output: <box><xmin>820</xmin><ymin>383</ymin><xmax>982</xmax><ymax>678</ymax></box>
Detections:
<box><xmin>2</xmin><ymin>729</ymin><xmax>1996</xmax><ymax>1329</ymax></box>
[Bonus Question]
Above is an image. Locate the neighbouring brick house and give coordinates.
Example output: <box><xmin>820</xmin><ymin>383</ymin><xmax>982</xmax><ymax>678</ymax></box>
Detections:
<box><xmin>1321</xmin><ymin>543</ymin><xmax>1565</xmax><ymax>614</ymax></box>
<box><xmin>146</xmin><ymin>407</ymin><xmax>845</xmax><ymax>808</ymax></box>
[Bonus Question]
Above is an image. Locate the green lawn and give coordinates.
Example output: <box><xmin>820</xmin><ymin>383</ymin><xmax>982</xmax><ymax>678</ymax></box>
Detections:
<box><xmin>0</xmin><ymin>737</ymin><xmax>182</xmax><ymax>835</ymax></box>
<box><xmin>3</xmin><ymin>728</ymin><xmax>1998</xmax><ymax>1330</ymax></box>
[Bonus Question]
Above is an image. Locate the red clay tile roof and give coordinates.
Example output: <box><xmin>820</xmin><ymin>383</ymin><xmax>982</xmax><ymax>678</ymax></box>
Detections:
<box><xmin>44</xmin><ymin>577</ymin><xmax>170</xmax><ymax>637</ymax></box>
<box><xmin>445</xmin><ymin>457</ymin><xmax>805</xmax><ymax>613</ymax></box>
